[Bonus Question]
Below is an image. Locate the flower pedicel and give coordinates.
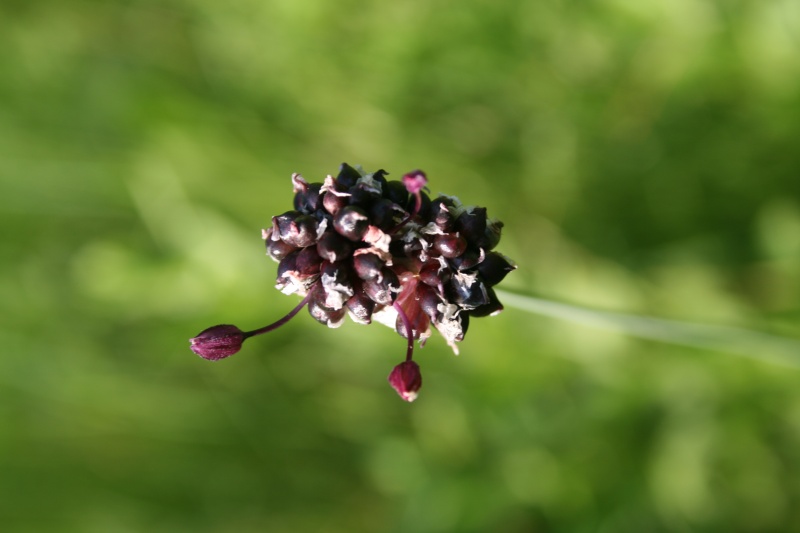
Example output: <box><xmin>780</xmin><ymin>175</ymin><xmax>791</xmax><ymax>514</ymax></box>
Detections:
<box><xmin>190</xmin><ymin>164</ymin><xmax>516</xmax><ymax>402</ymax></box>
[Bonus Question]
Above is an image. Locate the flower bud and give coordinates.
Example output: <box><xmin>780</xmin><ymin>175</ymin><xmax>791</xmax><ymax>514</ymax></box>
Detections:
<box><xmin>383</xmin><ymin>180</ymin><xmax>409</xmax><ymax>206</ymax></box>
<box><xmin>416</xmin><ymin>282</ymin><xmax>442</xmax><ymax>319</ymax></box>
<box><xmin>295</xmin><ymin>246</ymin><xmax>323</xmax><ymax>276</ymax></box>
<box><xmin>346</xmin><ymin>282</ymin><xmax>375</xmax><ymax>324</ymax></box>
<box><xmin>402</xmin><ymin>170</ymin><xmax>427</xmax><ymax>194</ymax></box>
<box><xmin>323</xmin><ymin>188</ymin><xmax>349</xmax><ymax>216</ymax></box>
<box><xmin>316</xmin><ymin>231</ymin><xmax>353</xmax><ymax>262</ymax></box>
<box><xmin>481</xmin><ymin>219</ymin><xmax>504</xmax><ymax>251</ymax></box>
<box><xmin>455</xmin><ymin>207</ymin><xmax>488</xmax><ymax>244</ymax></box>
<box><xmin>320</xmin><ymin>261</ymin><xmax>354</xmax><ymax>310</ymax></box>
<box><xmin>477</xmin><ymin>252</ymin><xmax>517</xmax><ymax>286</ymax></box>
<box><xmin>353</xmin><ymin>252</ymin><xmax>384</xmax><ymax>281</ymax></box>
<box><xmin>447</xmin><ymin>272</ymin><xmax>489</xmax><ymax>309</ymax></box>
<box><xmin>433</xmin><ymin>233</ymin><xmax>467</xmax><ymax>259</ymax></box>
<box><xmin>266</xmin><ymin>236</ymin><xmax>297</xmax><ymax>262</ymax></box>
<box><xmin>419</xmin><ymin>259</ymin><xmax>450</xmax><ymax>289</ymax></box>
<box><xmin>468</xmin><ymin>286</ymin><xmax>504</xmax><ymax>317</ymax></box>
<box><xmin>293</xmin><ymin>178</ymin><xmax>324</xmax><ymax>214</ymax></box>
<box><xmin>417</xmin><ymin>191</ymin><xmax>432</xmax><ymax>220</ymax></box>
<box><xmin>272</xmin><ymin>211</ymin><xmax>319</xmax><ymax>248</ymax></box>
<box><xmin>448</xmin><ymin>246</ymin><xmax>484</xmax><ymax>271</ymax></box>
<box><xmin>334</xmin><ymin>205</ymin><xmax>370</xmax><ymax>241</ymax></box>
<box><xmin>388</xmin><ymin>360</ymin><xmax>422</xmax><ymax>402</ymax></box>
<box><xmin>430</xmin><ymin>198</ymin><xmax>455</xmax><ymax>231</ymax></box>
<box><xmin>369</xmin><ymin>198</ymin><xmax>399</xmax><ymax>231</ymax></box>
<box><xmin>308</xmin><ymin>291</ymin><xmax>347</xmax><ymax>328</ymax></box>
<box><xmin>364</xmin><ymin>268</ymin><xmax>400</xmax><ymax>305</ymax></box>
<box><xmin>271</xmin><ymin>210</ymin><xmax>301</xmax><ymax>241</ymax></box>
<box><xmin>349</xmin><ymin>186</ymin><xmax>381</xmax><ymax>209</ymax></box>
<box><xmin>189</xmin><ymin>324</ymin><xmax>246</xmax><ymax>361</ymax></box>
<box><xmin>336</xmin><ymin>162</ymin><xmax>362</xmax><ymax>188</ymax></box>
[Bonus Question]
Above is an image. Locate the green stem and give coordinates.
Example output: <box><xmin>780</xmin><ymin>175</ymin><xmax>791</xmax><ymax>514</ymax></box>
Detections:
<box><xmin>495</xmin><ymin>289</ymin><xmax>800</xmax><ymax>368</ymax></box>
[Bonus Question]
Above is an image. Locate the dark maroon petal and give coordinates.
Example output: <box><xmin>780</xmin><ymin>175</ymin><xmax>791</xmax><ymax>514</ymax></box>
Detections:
<box><xmin>448</xmin><ymin>246</ymin><xmax>484</xmax><ymax>271</ymax></box>
<box><xmin>346</xmin><ymin>282</ymin><xmax>375</xmax><ymax>324</ymax></box>
<box><xmin>348</xmin><ymin>186</ymin><xmax>381</xmax><ymax>209</ymax></box>
<box><xmin>419</xmin><ymin>260</ymin><xmax>450</xmax><ymax>289</ymax></box>
<box><xmin>189</xmin><ymin>324</ymin><xmax>246</xmax><ymax>361</ymax></box>
<box><xmin>369</xmin><ymin>198</ymin><xmax>399</xmax><ymax>231</ymax></box>
<box><xmin>447</xmin><ymin>274</ymin><xmax>489</xmax><ymax>310</ymax></box>
<box><xmin>295</xmin><ymin>246</ymin><xmax>323</xmax><ymax>277</ymax></box>
<box><xmin>383</xmin><ymin>180</ymin><xmax>410</xmax><ymax>207</ymax></box>
<box><xmin>394</xmin><ymin>301</ymin><xmax>430</xmax><ymax>341</ymax></box>
<box><xmin>455</xmin><ymin>207</ymin><xmax>488</xmax><ymax>244</ymax></box>
<box><xmin>285</xmin><ymin>215</ymin><xmax>319</xmax><ymax>248</ymax></box>
<box><xmin>323</xmin><ymin>190</ymin><xmax>349</xmax><ymax>216</ymax></box>
<box><xmin>401</xmin><ymin>238</ymin><xmax>424</xmax><ymax>259</ymax></box>
<box><xmin>336</xmin><ymin>162</ymin><xmax>361</xmax><ymax>188</ymax></box>
<box><xmin>353</xmin><ymin>253</ymin><xmax>385</xmax><ymax>281</ymax></box>
<box><xmin>458</xmin><ymin>312</ymin><xmax>469</xmax><ymax>339</ymax></box>
<box><xmin>276</xmin><ymin>249</ymin><xmax>300</xmax><ymax>281</ymax></box>
<box><xmin>392</xmin><ymin>277</ymin><xmax>430</xmax><ymax>342</ymax></box>
<box><xmin>308</xmin><ymin>293</ymin><xmax>347</xmax><ymax>328</ymax></box>
<box><xmin>276</xmin><ymin>249</ymin><xmax>320</xmax><ymax>293</ymax></box>
<box><xmin>266</xmin><ymin>237</ymin><xmax>296</xmax><ymax>262</ymax></box>
<box><xmin>430</xmin><ymin>198</ymin><xmax>455</xmax><ymax>231</ymax></box>
<box><xmin>294</xmin><ymin>182</ymin><xmax>323</xmax><ymax>214</ymax></box>
<box><xmin>417</xmin><ymin>191</ymin><xmax>432</xmax><ymax>221</ymax></box>
<box><xmin>433</xmin><ymin>233</ymin><xmax>467</xmax><ymax>259</ymax></box>
<box><xmin>363</xmin><ymin>269</ymin><xmax>400</xmax><ymax>305</ymax></box>
<box><xmin>272</xmin><ymin>210</ymin><xmax>301</xmax><ymax>241</ymax></box>
<box><xmin>476</xmin><ymin>252</ymin><xmax>517</xmax><ymax>286</ymax></box>
<box><xmin>480</xmin><ymin>219</ymin><xmax>504</xmax><ymax>250</ymax></box>
<box><xmin>319</xmin><ymin>261</ymin><xmax>354</xmax><ymax>310</ymax></box>
<box><xmin>333</xmin><ymin>205</ymin><xmax>370</xmax><ymax>241</ymax></box>
<box><xmin>417</xmin><ymin>283</ymin><xmax>442</xmax><ymax>319</ymax></box>
<box><xmin>468</xmin><ymin>286</ymin><xmax>504</xmax><ymax>317</ymax></box>
<box><xmin>316</xmin><ymin>231</ymin><xmax>353</xmax><ymax>262</ymax></box>
<box><xmin>272</xmin><ymin>211</ymin><xmax>318</xmax><ymax>248</ymax></box>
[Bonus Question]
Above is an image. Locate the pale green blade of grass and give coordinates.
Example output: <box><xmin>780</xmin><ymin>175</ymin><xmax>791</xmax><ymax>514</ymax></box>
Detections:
<box><xmin>497</xmin><ymin>289</ymin><xmax>800</xmax><ymax>368</ymax></box>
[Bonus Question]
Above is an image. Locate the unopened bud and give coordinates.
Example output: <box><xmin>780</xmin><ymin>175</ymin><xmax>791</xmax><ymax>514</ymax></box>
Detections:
<box><xmin>402</xmin><ymin>170</ymin><xmax>428</xmax><ymax>194</ymax></box>
<box><xmin>189</xmin><ymin>324</ymin><xmax>246</xmax><ymax>361</ymax></box>
<box><xmin>334</xmin><ymin>205</ymin><xmax>370</xmax><ymax>241</ymax></box>
<box><xmin>388</xmin><ymin>360</ymin><xmax>422</xmax><ymax>402</ymax></box>
<box><xmin>433</xmin><ymin>233</ymin><xmax>467</xmax><ymax>259</ymax></box>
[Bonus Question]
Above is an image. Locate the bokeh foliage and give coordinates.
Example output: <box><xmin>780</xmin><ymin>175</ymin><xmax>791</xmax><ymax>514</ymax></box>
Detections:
<box><xmin>2</xmin><ymin>0</ymin><xmax>800</xmax><ymax>531</ymax></box>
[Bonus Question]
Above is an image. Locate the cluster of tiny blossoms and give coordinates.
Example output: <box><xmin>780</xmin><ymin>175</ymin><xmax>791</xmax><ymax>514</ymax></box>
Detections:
<box><xmin>190</xmin><ymin>164</ymin><xmax>515</xmax><ymax>402</ymax></box>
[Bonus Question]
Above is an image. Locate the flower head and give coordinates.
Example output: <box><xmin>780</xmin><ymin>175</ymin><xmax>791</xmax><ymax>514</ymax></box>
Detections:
<box><xmin>190</xmin><ymin>163</ymin><xmax>516</xmax><ymax>401</ymax></box>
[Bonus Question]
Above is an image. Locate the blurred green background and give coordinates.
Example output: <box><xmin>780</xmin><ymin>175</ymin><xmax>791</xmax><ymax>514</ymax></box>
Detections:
<box><xmin>2</xmin><ymin>0</ymin><xmax>800</xmax><ymax>531</ymax></box>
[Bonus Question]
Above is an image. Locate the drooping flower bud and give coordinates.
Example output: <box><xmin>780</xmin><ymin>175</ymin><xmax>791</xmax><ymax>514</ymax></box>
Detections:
<box><xmin>388</xmin><ymin>360</ymin><xmax>422</xmax><ymax>402</ymax></box>
<box><xmin>189</xmin><ymin>324</ymin><xmax>247</xmax><ymax>361</ymax></box>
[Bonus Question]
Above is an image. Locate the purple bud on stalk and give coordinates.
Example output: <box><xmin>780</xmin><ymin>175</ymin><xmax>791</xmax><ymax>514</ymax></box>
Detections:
<box><xmin>189</xmin><ymin>293</ymin><xmax>313</xmax><ymax>361</ymax></box>
<box><xmin>190</xmin><ymin>325</ymin><xmax>247</xmax><ymax>361</ymax></box>
<box><xmin>388</xmin><ymin>360</ymin><xmax>422</xmax><ymax>402</ymax></box>
<box><xmin>402</xmin><ymin>170</ymin><xmax>427</xmax><ymax>194</ymax></box>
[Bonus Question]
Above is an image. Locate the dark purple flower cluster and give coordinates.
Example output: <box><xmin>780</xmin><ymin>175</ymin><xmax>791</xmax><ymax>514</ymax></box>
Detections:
<box><xmin>190</xmin><ymin>163</ymin><xmax>516</xmax><ymax>401</ymax></box>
